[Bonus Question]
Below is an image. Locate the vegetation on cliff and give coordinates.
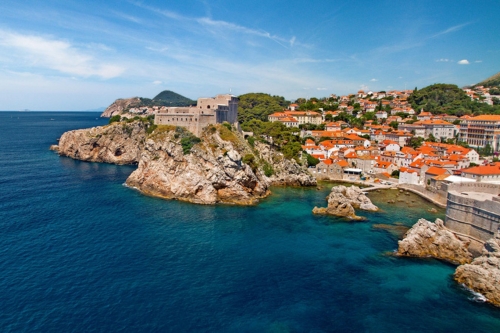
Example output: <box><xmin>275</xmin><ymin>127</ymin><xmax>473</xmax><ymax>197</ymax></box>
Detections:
<box><xmin>408</xmin><ymin>84</ymin><xmax>500</xmax><ymax>116</ymax></box>
<box><xmin>474</xmin><ymin>72</ymin><xmax>500</xmax><ymax>90</ymax></box>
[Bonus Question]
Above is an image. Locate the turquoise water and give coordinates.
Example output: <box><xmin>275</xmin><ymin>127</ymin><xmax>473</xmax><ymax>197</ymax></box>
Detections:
<box><xmin>1</xmin><ymin>112</ymin><xmax>500</xmax><ymax>332</ymax></box>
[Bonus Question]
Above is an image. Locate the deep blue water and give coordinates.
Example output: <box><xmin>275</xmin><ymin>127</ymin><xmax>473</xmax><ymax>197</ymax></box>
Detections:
<box><xmin>1</xmin><ymin>112</ymin><xmax>500</xmax><ymax>332</ymax></box>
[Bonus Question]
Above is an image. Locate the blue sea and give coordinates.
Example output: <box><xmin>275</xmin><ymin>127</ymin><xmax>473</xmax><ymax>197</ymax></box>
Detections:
<box><xmin>1</xmin><ymin>112</ymin><xmax>500</xmax><ymax>332</ymax></box>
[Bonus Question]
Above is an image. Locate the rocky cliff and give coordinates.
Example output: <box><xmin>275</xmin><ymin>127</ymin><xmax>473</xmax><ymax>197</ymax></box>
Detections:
<box><xmin>100</xmin><ymin>97</ymin><xmax>141</xmax><ymax>118</ymax></box>
<box><xmin>253</xmin><ymin>142</ymin><xmax>316</xmax><ymax>186</ymax></box>
<box><xmin>397</xmin><ymin>218</ymin><xmax>473</xmax><ymax>265</ymax></box>
<box><xmin>454</xmin><ymin>235</ymin><xmax>500</xmax><ymax>307</ymax></box>
<box><xmin>51</xmin><ymin>121</ymin><xmax>316</xmax><ymax>205</ymax></box>
<box><xmin>312</xmin><ymin>185</ymin><xmax>378</xmax><ymax>220</ymax></box>
<box><xmin>51</xmin><ymin>121</ymin><xmax>147</xmax><ymax>165</ymax></box>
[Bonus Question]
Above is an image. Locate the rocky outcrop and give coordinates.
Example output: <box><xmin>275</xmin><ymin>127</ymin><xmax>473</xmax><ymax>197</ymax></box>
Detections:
<box><xmin>100</xmin><ymin>97</ymin><xmax>141</xmax><ymax>118</ymax></box>
<box><xmin>397</xmin><ymin>218</ymin><xmax>473</xmax><ymax>265</ymax></box>
<box><xmin>253</xmin><ymin>142</ymin><xmax>316</xmax><ymax>186</ymax></box>
<box><xmin>51</xmin><ymin>121</ymin><xmax>147</xmax><ymax>165</ymax></box>
<box><xmin>454</xmin><ymin>236</ymin><xmax>500</xmax><ymax>307</ymax></box>
<box><xmin>125</xmin><ymin>127</ymin><xmax>269</xmax><ymax>205</ymax></box>
<box><xmin>312</xmin><ymin>185</ymin><xmax>378</xmax><ymax>219</ymax></box>
<box><xmin>51</xmin><ymin>122</ymin><xmax>316</xmax><ymax>205</ymax></box>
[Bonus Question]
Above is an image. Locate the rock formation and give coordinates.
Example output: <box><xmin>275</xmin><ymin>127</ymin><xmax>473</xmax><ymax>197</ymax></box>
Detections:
<box><xmin>253</xmin><ymin>142</ymin><xmax>316</xmax><ymax>187</ymax></box>
<box><xmin>100</xmin><ymin>97</ymin><xmax>142</xmax><ymax>118</ymax></box>
<box><xmin>397</xmin><ymin>218</ymin><xmax>473</xmax><ymax>265</ymax></box>
<box><xmin>312</xmin><ymin>185</ymin><xmax>378</xmax><ymax>220</ymax></box>
<box><xmin>454</xmin><ymin>235</ymin><xmax>500</xmax><ymax>307</ymax></box>
<box><xmin>51</xmin><ymin>121</ymin><xmax>316</xmax><ymax>205</ymax></box>
<box><xmin>51</xmin><ymin>121</ymin><xmax>147</xmax><ymax>165</ymax></box>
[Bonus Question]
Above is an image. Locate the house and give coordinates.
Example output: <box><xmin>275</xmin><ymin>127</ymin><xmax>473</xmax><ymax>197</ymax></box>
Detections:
<box><xmin>399</xmin><ymin>167</ymin><xmax>420</xmax><ymax>185</ymax></box>
<box><xmin>314</xmin><ymin>160</ymin><xmax>345</xmax><ymax>180</ymax></box>
<box><xmin>375</xmin><ymin>110</ymin><xmax>388</xmax><ymax>119</ymax></box>
<box><xmin>424</xmin><ymin>166</ymin><xmax>450</xmax><ymax>185</ymax></box>
<box><xmin>460</xmin><ymin>163</ymin><xmax>500</xmax><ymax>182</ymax></box>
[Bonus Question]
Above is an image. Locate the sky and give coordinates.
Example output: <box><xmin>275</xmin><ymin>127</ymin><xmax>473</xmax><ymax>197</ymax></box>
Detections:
<box><xmin>0</xmin><ymin>0</ymin><xmax>499</xmax><ymax>110</ymax></box>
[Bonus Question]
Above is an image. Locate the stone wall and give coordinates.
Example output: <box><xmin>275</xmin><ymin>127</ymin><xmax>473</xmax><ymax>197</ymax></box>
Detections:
<box><xmin>445</xmin><ymin>191</ymin><xmax>500</xmax><ymax>254</ymax></box>
<box><xmin>442</xmin><ymin>182</ymin><xmax>500</xmax><ymax>195</ymax></box>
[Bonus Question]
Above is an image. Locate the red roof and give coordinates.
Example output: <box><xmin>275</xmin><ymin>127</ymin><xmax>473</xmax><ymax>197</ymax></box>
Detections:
<box><xmin>426</xmin><ymin>166</ymin><xmax>447</xmax><ymax>176</ymax></box>
<box><xmin>461</xmin><ymin>163</ymin><xmax>500</xmax><ymax>176</ymax></box>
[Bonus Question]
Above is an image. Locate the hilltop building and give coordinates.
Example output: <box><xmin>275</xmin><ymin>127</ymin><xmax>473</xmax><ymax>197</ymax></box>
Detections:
<box><xmin>154</xmin><ymin>94</ymin><xmax>238</xmax><ymax>136</ymax></box>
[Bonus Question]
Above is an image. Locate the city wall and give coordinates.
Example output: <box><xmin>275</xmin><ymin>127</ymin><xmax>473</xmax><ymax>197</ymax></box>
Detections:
<box><xmin>445</xmin><ymin>190</ymin><xmax>500</xmax><ymax>255</ymax></box>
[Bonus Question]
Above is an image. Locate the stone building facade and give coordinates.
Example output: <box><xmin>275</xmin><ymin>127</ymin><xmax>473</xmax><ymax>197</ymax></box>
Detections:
<box><xmin>154</xmin><ymin>94</ymin><xmax>238</xmax><ymax>136</ymax></box>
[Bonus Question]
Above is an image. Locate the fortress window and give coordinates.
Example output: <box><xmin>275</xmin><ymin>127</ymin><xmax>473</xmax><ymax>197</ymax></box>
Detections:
<box><xmin>207</xmin><ymin>105</ymin><xmax>210</xmax><ymax>109</ymax></box>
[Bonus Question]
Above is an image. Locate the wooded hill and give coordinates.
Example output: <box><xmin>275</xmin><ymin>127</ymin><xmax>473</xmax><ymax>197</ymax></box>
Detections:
<box><xmin>408</xmin><ymin>84</ymin><xmax>500</xmax><ymax>116</ymax></box>
<box><xmin>138</xmin><ymin>90</ymin><xmax>195</xmax><ymax>107</ymax></box>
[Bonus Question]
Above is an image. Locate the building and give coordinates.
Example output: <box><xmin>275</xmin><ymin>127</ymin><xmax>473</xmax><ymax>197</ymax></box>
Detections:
<box><xmin>268</xmin><ymin>111</ymin><xmax>322</xmax><ymax>127</ymax></box>
<box><xmin>459</xmin><ymin>115</ymin><xmax>500</xmax><ymax>152</ymax></box>
<box><xmin>154</xmin><ymin>94</ymin><xmax>238</xmax><ymax>136</ymax></box>
<box><xmin>460</xmin><ymin>163</ymin><xmax>500</xmax><ymax>182</ymax></box>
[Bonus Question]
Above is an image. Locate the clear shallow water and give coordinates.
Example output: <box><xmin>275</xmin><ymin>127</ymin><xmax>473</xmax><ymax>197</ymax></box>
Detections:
<box><xmin>1</xmin><ymin>112</ymin><xmax>500</xmax><ymax>332</ymax></box>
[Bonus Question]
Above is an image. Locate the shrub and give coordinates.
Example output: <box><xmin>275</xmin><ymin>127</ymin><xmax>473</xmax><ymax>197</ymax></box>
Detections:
<box><xmin>180</xmin><ymin>135</ymin><xmax>201</xmax><ymax>154</ymax></box>
<box><xmin>306</xmin><ymin>153</ymin><xmax>320</xmax><ymax>166</ymax></box>
<box><xmin>242</xmin><ymin>153</ymin><xmax>258</xmax><ymax>172</ymax></box>
<box><xmin>109</xmin><ymin>115</ymin><xmax>121</xmax><ymax>124</ymax></box>
<box><xmin>247</xmin><ymin>136</ymin><xmax>255</xmax><ymax>147</ymax></box>
<box><xmin>222</xmin><ymin>122</ymin><xmax>232</xmax><ymax>131</ymax></box>
<box><xmin>263</xmin><ymin>162</ymin><xmax>274</xmax><ymax>177</ymax></box>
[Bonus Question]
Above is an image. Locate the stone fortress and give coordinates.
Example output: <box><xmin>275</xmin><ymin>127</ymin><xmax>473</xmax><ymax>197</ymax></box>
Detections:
<box><xmin>154</xmin><ymin>94</ymin><xmax>238</xmax><ymax>136</ymax></box>
<box><xmin>442</xmin><ymin>182</ymin><xmax>500</xmax><ymax>254</ymax></box>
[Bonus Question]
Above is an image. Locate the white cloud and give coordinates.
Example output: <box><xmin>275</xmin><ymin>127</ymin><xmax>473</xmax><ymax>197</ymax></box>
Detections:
<box><xmin>475</xmin><ymin>60</ymin><xmax>483</xmax><ymax>63</ymax></box>
<box><xmin>360</xmin><ymin>84</ymin><xmax>369</xmax><ymax>91</ymax></box>
<box><xmin>370</xmin><ymin>78</ymin><xmax>378</xmax><ymax>82</ymax></box>
<box><xmin>316</xmin><ymin>87</ymin><xmax>327</xmax><ymax>90</ymax></box>
<box><xmin>153</xmin><ymin>80</ymin><xmax>162</xmax><ymax>85</ymax></box>
<box><xmin>290</xmin><ymin>36</ymin><xmax>296</xmax><ymax>47</ymax></box>
<box><xmin>458</xmin><ymin>59</ymin><xmax>470</xmax><ymax>65</ymax></box>
<box><xmin>436</xmin><ymin>58</ymin><xmax>449</xmax><ymax>62</ymax></box>
<box><xmin>431</xmin><ymin>22</ymin><xmax>471</xmax><ymax>39</ymax></box>
<box><xmin>0</xmin><ymin>30</ymin><xmax>124</xmax><ymax>79</ymax></box>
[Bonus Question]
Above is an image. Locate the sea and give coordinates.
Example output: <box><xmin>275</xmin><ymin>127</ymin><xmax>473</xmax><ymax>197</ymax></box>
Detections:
<box><xmin>1</xmin><ymin>111</ymin><xmax>500</xmax><ymax>332</ymax></box>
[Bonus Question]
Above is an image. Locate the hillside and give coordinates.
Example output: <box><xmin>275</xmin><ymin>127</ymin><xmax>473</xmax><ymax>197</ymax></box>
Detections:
<box><xmin>237</xmin><ymin>93</ymin><xmax>289</xmax><ymax>123</ymax></box>
<box><xmin>475</xmin><ymin>72</ymin><xmax>500</xmax><ymax>88</ymax></box>
<box><xmin>408</xmin><ymin>83</ymin><xmax>500</xmax><ymax>116</ymax></box>
<box><xmin>152</xmin><ymin>90</ymin><xmax>195</xmax><ymax>106</ymax></box>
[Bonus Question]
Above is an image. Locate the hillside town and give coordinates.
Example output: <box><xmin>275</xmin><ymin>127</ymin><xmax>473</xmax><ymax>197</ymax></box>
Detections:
<box><xmin>266</xmin><ymin>87</ymin><xmax>500</xmax><ymax>187</ymax></box>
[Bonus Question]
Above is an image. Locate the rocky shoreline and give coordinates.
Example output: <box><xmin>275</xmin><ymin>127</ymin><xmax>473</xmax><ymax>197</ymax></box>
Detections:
<box><xmin>51</xmin><ymin>121</ymin><xmax>316</xmax><ymax>205</ymax></box>
<box><xmin>397</xmin><ymin>218</ymin><xmax>500</xmax><ymax>307</ymax></box>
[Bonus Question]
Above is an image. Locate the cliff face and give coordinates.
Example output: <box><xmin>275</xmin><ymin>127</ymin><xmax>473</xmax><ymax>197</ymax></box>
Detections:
<box><xmin>52</xmin><ymin>121</ymin><xmax>316</xmax><ymax>205</ymax></box>
<box><xmin>53</xmin><ymin>121</ymin><xmax>147</xmax><ymax>165</ymax></box>
<box><xmin>312</xmin><ymin>185</ymin><xmax>378</xmax><ymax>220</ymax></box>
<box><xmin>125</xmin><ymin>127</ymin><xmax>270</xmax><ymax>205</ymax></box>
<box><xmin>397</xmin><ymin>218</ymin><xmax>473</xmax><ymax>265</ymax></box>
<box><xmin>253</xmin><ymin>142</ymin><xmax>316</xmax><ymax>186</ymax></box>
<box><xmin>454</xmin><ymin>236</ymin><xmax>500</xmax><ymax>307</ymax></box>
<box><xmin>100</xmin><ymin>97</ymin><xmax>141</xmax><ymax>118</ymax></box>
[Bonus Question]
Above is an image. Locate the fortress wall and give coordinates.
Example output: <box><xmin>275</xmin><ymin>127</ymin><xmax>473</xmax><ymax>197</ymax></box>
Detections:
<box><xmin>443</xmin><ymin>182</ymin><xmax>500</xmax><ymax>195</ymax></box>
<box><xmin>445</xmin><ymin>191</ymin><xmax>500</xmax><ymax>253</ymax></box>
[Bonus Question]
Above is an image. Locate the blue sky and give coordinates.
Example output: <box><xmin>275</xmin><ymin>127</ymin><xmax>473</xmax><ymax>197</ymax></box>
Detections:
<box><xmin>0</xmin><ymin>0</ymin><xmax>499</xmax><ymax>110</ymax></box>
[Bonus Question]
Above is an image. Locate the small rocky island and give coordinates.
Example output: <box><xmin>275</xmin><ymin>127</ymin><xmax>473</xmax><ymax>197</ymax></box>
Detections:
<box><xmin>51</xmin><ymin>120</ymin><xmax>316</xmax><ymax>205</ymax></box>
<box><xmin>312</xmin><ymin>185</ymin><xmax>378</xmax><ymax>219</ymax></box>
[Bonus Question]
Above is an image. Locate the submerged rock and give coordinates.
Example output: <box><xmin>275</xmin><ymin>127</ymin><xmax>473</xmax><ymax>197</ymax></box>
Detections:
<box><xmin>454</xmin><ymin>236</ymin><xmax>500</xmax><ymax>307</ymax></box>
<box><xmin>312</xmin><ymin>185</ymin><xmax>378</xmax><ymax>220</ymax></box>
<box><xmin>397</xmin><ymin>218</ymin><xmax>473</xmax><ymax>265</ymax></box>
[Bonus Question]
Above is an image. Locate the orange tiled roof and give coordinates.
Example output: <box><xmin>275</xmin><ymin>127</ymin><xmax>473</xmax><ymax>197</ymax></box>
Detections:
<box><xmin>461</xmin><ymin>163</ymin><xmax>500</xmax><ymax>175</ymax></box>
<box><xmin>469</xmin><ymin>115</ymin><xmax>500</xmax><ymax>121</ymax></box>
<box><xmin>426</xmin><ymin>166</ymin><xmax>447</xmax><ymax>175</ymax></box>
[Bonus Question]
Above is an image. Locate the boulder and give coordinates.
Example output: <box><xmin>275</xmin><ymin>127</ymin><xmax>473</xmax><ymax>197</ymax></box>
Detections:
<box><xmin>397</xmin><ymin>218</ymin><xmax>473</xmax><ymax>265</ymax></box>
<box><xmin>454</xmin><ymin>235</ymin><xmax>500</xmax><ymax>307</ymax></box>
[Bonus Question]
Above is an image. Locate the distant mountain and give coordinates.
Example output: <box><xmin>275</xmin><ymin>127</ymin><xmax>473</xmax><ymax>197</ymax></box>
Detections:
<box><xmin>475</xmin><ymin>72</ymin><xmax>500</xmax><ymax>88</ymax></box>
<box><xmin>152</xmin><ymin>90</ymin><xmax>195</xmax><ymax>106</ymax></box>
<box><xmin>100</xmin><ymin>91</ymin><xmax>196</xmax><ymax>117</ymax></box>
<box><xmin>86</xmin><ymin>107</ymin><xmax>107</xmax><ymax>112</ymax></box>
